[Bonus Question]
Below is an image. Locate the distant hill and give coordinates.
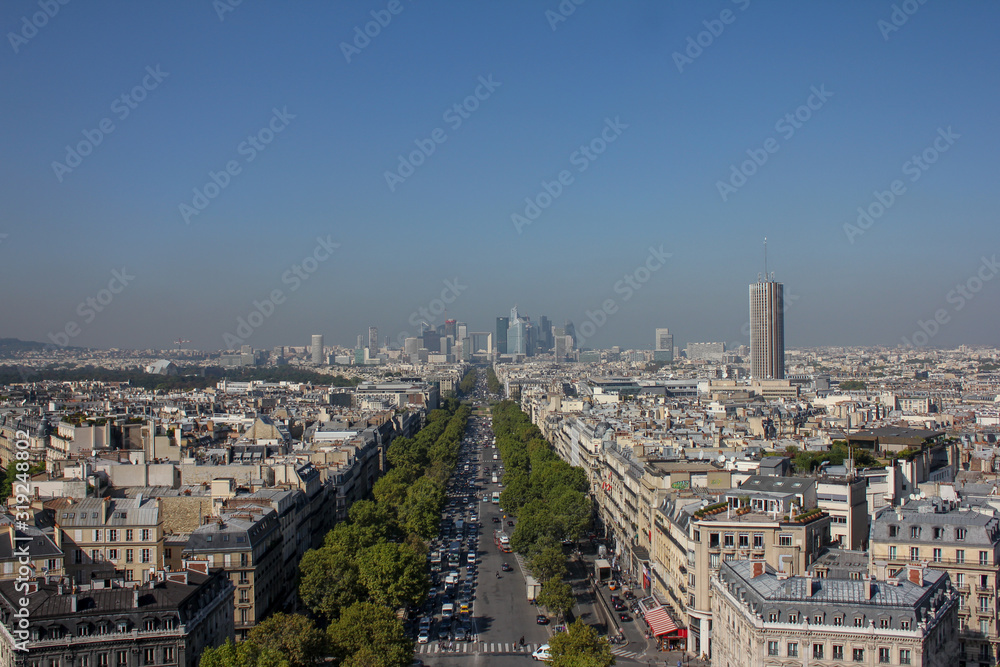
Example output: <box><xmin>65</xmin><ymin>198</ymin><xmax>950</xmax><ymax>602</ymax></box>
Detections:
<box><xmin>0</xmin><ymin>338</ymin><xmax>53</xmax><ymax>355</ymax></box>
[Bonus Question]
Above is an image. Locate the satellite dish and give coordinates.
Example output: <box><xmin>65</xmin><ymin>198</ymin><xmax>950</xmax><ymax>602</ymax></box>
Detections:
<box><xmin>909</xmin><ymin>494</ymin><xmax>917</xmax><ymax>500</ymax></box>
<box><xmin>919</xmin><ymin>491</ymin><xmax>926</xmax><ymax>499</ymax></box>
<box><xmin>718</xmin><ymin>455</ymin><xmax>726</xmax><ymax>463</ymax></box>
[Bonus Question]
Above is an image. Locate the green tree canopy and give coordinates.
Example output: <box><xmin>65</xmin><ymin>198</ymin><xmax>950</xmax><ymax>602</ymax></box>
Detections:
<box><xmin>245</xmin><ymin>613</ymin><xmax>327</xmax><ymax>667</ymax></box>
<box><xmin>529</xmin><ymin>545</ymin><xmax>570</xmax><ymax>583</ymax></box>
<box><xmin>326</xmin><ymin>602</ymin><xmax>413</xmax><ymax>667</ymax></box>
<box><xmin>548</xmin><ymin>619</ymin><xmax>616</xmax><ymax>667</ymax></box>
<box><xmin>199</xmin><ymin>639</ymin><xmax>290</xmax><ymax>667</ymax></box>
<box><xmin>537</xmin><ymin>575</ymin><xmax>575</xmax><ymax>619</ymax></box>
<box><xmin>298</xmin><ymin>544</ymin><xmax>365</xmax><ymax>622</ymax></box>
<box><xmin>357</xmin><ymin>542</ymin><xmax>428</xmax><ymax>610</ymax></box>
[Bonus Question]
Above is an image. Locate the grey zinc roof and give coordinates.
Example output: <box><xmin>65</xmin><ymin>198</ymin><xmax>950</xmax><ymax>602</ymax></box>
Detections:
<box><xmin>871</xmin><ymin>500</ymin><xmax>1000</xmax><ymax>546</ymax></box>
<box><xmin>718</xmin><ymin>560</ymin><xmax>954</xmax><ymax>632</ymax></box>
<box><xmin>183</xmin><ymin>510</ymin><xmax>277</xmax><ymax>553</ymax></box>
<box><xmin>740</xmin><ymin>476</ymin><xmax>816</xmax><ymax>494</ymax></box>
<box><xmin>54</xmin><ymin>497</ymin><xmax>160</xmax><ymax>527</ymax></box>
<box><xmin>0</xmin><ymin>515</ymin><xmax>62</xmax><ymax>560</ymax></box>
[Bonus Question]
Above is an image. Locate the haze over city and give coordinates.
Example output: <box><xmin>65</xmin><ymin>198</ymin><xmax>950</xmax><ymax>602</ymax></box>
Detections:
<box><xmin>2</xmin><ymin>2</ymin><xmax>999</xmax><ymax>351</ymax></box>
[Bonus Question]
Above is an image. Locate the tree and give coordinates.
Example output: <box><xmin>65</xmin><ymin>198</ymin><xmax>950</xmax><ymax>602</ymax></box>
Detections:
<box><xmin>326</xmin><ymin>602</ymin><xmax>413</xmax><ymax>667</ymax></box>
<box><xmin>298</xmin><ymin>545</ymin><xmax>365</xmax><ymax>622</ymax></box>
<box><xmin>1</xmin><ymin>462</ymin><xmax>44</xmax><ymax>502</ymax></box>
<box><xmin>398</xmin><ymin>476</ymin><xmax>445</xmax><ymax>539</ymax></box>
<box><xmin>357</xmin><ymin>542</ymin><xmax>428</xmax><ymax>610</ymax></box>
<box><xmin>199</xmin><ymin>639</ymin><xmax>289</xmax><ymax>667</ymax></box>
<box><xmin>536</xmin><ymin>575</ymin><xmax>575</xmax><ymax>620</ymax></box>
<box><xmin>548</xmin><ymin>619</ymin><xmax>615</xmax><ymax>667</ymax></box>
<box><xmin>245</xmin><ymin>613</ymin><xmax>327</xmax><ymax>667</ymax></box>
<box><xmin>529</xmin><ymin>545</ymin><xmax>569</xmax><ymax>583</ymax></box>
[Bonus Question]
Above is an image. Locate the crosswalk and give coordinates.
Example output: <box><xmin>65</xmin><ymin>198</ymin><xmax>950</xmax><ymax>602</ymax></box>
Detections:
<box><xmin>610</xmin><ymin>646</ymin><xmax>642</xmax><ymax>660</ymax></box>
<box><xmin>415</xmin><ymin>641</ymin><xmax>543</xmax><ymax>654</ymax></box>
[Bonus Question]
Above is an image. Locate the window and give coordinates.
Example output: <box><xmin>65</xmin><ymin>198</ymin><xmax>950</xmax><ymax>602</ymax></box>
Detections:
<box><xmin>768</xmin><ymin>612</ymin><xmax>778</xmax><ymax>622</ymax></box>
<box><xmin>854</xmin><ymin>648</ymin><xmax>865</xmax><ymax>662</ymax></box>
<box><xmin>753</xmin><ymin>533</ymin><xmax>764</xmax><ymax>548</ymax></box>
<box><xmin>813</xmin><ymin>644</ymin><xmax>824</xmax><ymax>659</ymax></box>
<box><xmin>94</xmin><ymin>530</ymin><xmax>102</xmax><ymax>542</ymax></box>
<box><xmin>98</xmin><ymin>655</ymin><xmax>108</xmax><ymax>667</ymax></box>
<box><xmin>117</xmin><ymin>621</ymin><xmax>129</xmax><ymax>633</ymax></box>
<box><xmin>900</xmin><ymin>649</ymin><xmax>911</xmax><ymax>664</ymax></box>
<box><xmin>934</xmin><ymin>527</ymin><xmax>944</xmax><ymax>539</ymax></box>
<box><xmin>833</xmin><ymin>645</ymin><xmax>844</xmax><ymax>660</ymax></box>
<box><xmin>788</xmin><ymin>613</ymin><xmax>798</xmax><ymax>623</ymax></box>
<box><xmin>834</xmin><ymin>615</ymin><xmax>844</xmax><ymax>626</ymax></box>
<box><xmin>813</xmin><ymin>614</ymin><xmax>823</xmax><ymax>624</ymax></box>
<box><xmin>911</xmin><ymin>526</ymin><xmax>920</xmax><ymax>538</ymax></box>
<box><xmin>933</xmin><ymin>548</ymin><xmax>942</xmax><ymax>562</ymax></box>
<box><xmin>880</xmin><ymin>618</ymin><xmax>890</xmax><ymax>628</ymax></box>
<box><xmin>957</xmin><ymin>549</ymin><xmax>965</xmax><ymax>563</ymax></box>
<box><xmin>723</xmin><ymin>533</ymin><xmax>734</xmax><ymax>548</ymax></box>
<box><xmin>709</xmin><ymin>533</ymin><xmax>720</xmax><ymax>548</ymax></box>
<box><xmin>78</xmin><ymin>625</ymin><xmax>91</xmax><ymax>636</ymax></box>
<box><xmin>960</xmin><ymin>594</ymin><xmax>968</xmax><ymax>608</ymax></box>
<box><xmin>910</xmin><ymin>547</ymin><xmax>919</xmax><ymax>560</ymax></box>
<box><xmin>141</xmin><ymin>549</ymin><xmax>151</xmax><ymax>563</ymax></box>
<box><xmin>125</xmin><ymin>569</ymin><xmax>134</xmax><ymax>582</ymax></box>
<box><xmin>709</xmin><ymin>553</ymin><xmax>720</xmax><ymax>568</ymax></box>
<box><xmin>240</xmin><ymin>553</ymin><xmax>248</xmax><ymax>567</ymax></box>
<box><xmin>143</xmin><ymin>650</ymin><xmax>155</xmax><ymax>665</ymax></box>
<box><xmin>779</xmin><ymin>534</ymin><xmax>792</xmax><ymax>547</ymax></box>
<box><xmin>80</xmin><ymin>658</ymin><xmax>89</xmax><ymax>667</ymax></box>
<box><xmin>163</xmin><ymin>648</ymin><xmax>174</xmax><ymax>664</ymax></box>
<box><xmin>141</xmin><ymin>529</ymin><xmax>150</xmax><ymax>541</ymax></box>
<box><xmin>900</xmin><ymin>619</ymin><xmax>911</xmax><ymax>630</ymax></box>
<box><xmin>107</xmin><ymin>549</ymin><xmax>118</xmax><ymax>561</ymax></box>
<box><xmin>981</xmin><ymin>551</ymin><xmax>991</xmax><ymax>565</ymax></box>
<box><xmin>957</xmin><ymin>573</ymin><xmax>966</xmax><ymax>587</ymax></box>
<box><xmin>164</xmin><ymin>548</ymin><xmax>171</xmax><ymax>559</ymax></box>
<box><xmin>116</xmin><ymin>651</ymin><xmax>127</xmax><ymax>667</ymax></box>
<box><xmin>956</xmin><ymin>528</ymin><xmax>967</xmax><ymax>540</ymax></box>
<box><xmin>854</xmin><ymin>616</ymin><xmax>864</xmax><ymax>627</ymax></box>
<box><xmin>981</xmin><ymin>619</ymin><xmax>990</xmax><ymax>635</ymax></box>
<box><xmin>879</xmin><ymin>647</ymin><xmax>891</xmax><ymax>664</ymax></box>
<box><xmin>738</xmin><ymin>533</ymin><xmax>749</xmax><ymax>548</ymax></box>
<box><xmin>126</xmin><ymin>549</ymin><xmax>134</xmax><ymax>563</ymax></box>
<box><xmin>787</xmin><ymin>643</ymin><xmax>798</xmax><ymax>657</ymax></box>
<box><xmin>126</xmin><ymin>529</ymin><xmax>133</xmax><ymax>541</ymax></box>
<box><xmin>889</xmin><ymin>546</ymin><xmax>897</xmax><ymax>559</ymax></box>
<box><xmin>979</xmin><ymin>596</ymin><xmax>990</xmax><ymax>612</ymax></box>
<box><xmin>768</xmin><ymin>641</ymin><xmax>778</xmax><ymax>656</ymax></box>
<box><xmin>108</xmin><ymin>529</ymin><xmax>118</xmax><ymax>542</ymax></box>
<box><xmin>889</xmin><ymin>525</ymin><xmax>899</xmax><ymax>537</ymax></box>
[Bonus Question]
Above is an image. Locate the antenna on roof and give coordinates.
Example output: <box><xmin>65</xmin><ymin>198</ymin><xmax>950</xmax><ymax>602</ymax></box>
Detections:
<box><xmin>764</xmin><ymin>237</ymin><xmax>768</xmax><ymax>280</ymax></box>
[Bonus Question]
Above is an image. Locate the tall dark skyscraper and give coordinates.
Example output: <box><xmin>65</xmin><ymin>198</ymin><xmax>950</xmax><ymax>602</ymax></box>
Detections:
<box><xmin>564</xmin><ymin>321</ymin><xmax>576</xmax><ymax>346</ymax></box>
<box><xmin>539</xmin><ymin>315</ymin><xmax>552</xmax><ymax>352</ymax></box>
<box><xmin>496</xmin><ymin>317</ymin><xmax>509</xmax><ymax>354</ymax></box>
<box><xmin>749</xmin><ymin>277</ymin><xmax>785</xmax><ymax>379</ymax></box>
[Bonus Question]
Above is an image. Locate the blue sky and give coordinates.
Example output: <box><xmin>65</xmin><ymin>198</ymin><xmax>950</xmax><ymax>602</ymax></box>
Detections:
<box><xmin>1</xmin><ymin>1</ymin><xmax>998</xmax><ymax>352</ymax></box>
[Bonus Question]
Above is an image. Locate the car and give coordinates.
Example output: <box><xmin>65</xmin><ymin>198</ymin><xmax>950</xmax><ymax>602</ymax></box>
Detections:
<box><xmin>613</xmin><ymin>601</ymin><xmax>626</xmax><ymax>611</ymax></box>
<box><xmin>492</xmin><ymin>517</ymin><xmax>501</xmax><ymax>523</ymax></box>
<box><xmin>417</xmin><ymin>629</ymin><xmax>430</xmax><ymax>644</ymax></box>
<box><xmin>438</xmin><ymin>627</ymin><xmax>451</xmax><ymax>640</ymax></box>
<box><xmin>536</xmin><ymin>615</ymin><xmax>550</xmax><ymax>625</ymax></box>
<box><xmin>619</xmin><ymin>613</ymin><xmax>632</xmax><ymax>622</ymax></box>
<box><xmin>507</xmin><ymin>520</ymin><xmax>515</xmax><ymax>526</ymax></box>
<box><xmin>532</xmin><ymin>645</ymin><xmax>552</xmax><ymax>661</ymax></box>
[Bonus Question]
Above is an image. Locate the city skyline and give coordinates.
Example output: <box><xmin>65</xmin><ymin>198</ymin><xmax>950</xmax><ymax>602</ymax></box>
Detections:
<box><xmin>2</xmin><ymin>3</ymin><xmax>999</xmax><ymax>351</ymax></box>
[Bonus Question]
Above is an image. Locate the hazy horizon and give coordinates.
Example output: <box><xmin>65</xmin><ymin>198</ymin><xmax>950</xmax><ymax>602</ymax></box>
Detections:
<box><xmin>2</xmin><ymin>2</ymin><xmax>998</xmax><ymax>352</ymax></box>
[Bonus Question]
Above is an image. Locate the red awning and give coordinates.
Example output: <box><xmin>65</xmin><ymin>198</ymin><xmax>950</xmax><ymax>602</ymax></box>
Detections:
<box><xmin>644</xmin><ymin>606</ymin><xmax>678</xmax><ymax>636</ymax></box>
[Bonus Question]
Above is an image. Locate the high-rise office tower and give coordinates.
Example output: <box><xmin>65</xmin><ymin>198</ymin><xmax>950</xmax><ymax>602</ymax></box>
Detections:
<box><xmin>564</xmin><ymin>321</ymin><xmax>576</xmax><ymax>346</ymax></box>
<box><xmin>368</xmin><ymin>326</ymin><xmax>378</xmax><ymax>353</ymax></box>
<box><xmin>311</xmin><ymin>334</ymin><xmax>324</xmax><ymax>365</ymax></box>
<box><xmin>539</xmin><ymin>315</ymin><xmax>552</xmax><ymax>352</ymax></box>
<box><xmin>496</xmin><ymin>317</ymin><xmax>509</xmax><ymax>354</ymax></box>
<box><xmin>444</xmin><ymin>319</ymin><xmax>456</xmax><ymax>338</ymax></box>
<box><xmin>510</xmin><ymin>305</ymin><xmax>519</xmax><ymax>323</ymax></box>
<box><xmin>655</xmin><ymin>328</ymin><xmax>674</xmax><ymax>351</ymax></box>
<box><xmin>507</xmin><ymin>319</ymin><xmax>527</xmax><ymax>355</ymax></box>
<box><xmin>456</xmin><ymin>321</ymin><xmax>468</xmax><ymax>341</ymax></box>
<box><xmin>749</xmin><ymin>277</ymin><xmax>785</xmax><ymax>379</ymax></box>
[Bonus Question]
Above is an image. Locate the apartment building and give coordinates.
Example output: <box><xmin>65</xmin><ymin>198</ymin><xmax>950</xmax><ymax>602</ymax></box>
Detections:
<box><xmin>870</xmin><ymin>499</ymin><xmax>1000</xmax><ymax>666</ymax></box>
<box><xmin>687</xmin><ymin>491</ymin><xmax>831</xmax><ymax>656</ymax></box>
<box><xmin>182</xmin><ymin>507</ymin><xmax>282</xmax><ymax>639</ymax></box>
<box><xmin>0</xmin><ymin>517</ymin><xmax>63</xmax><ymax>581</ymax></box>
<box><xmin>53</xmin><ymin>496</ymin><xmax>163</xmax><ymax>585</ymax></box>
<box><xmin>711</xmin><ymin>559</ymin><xmax>959</xmax><ymax>667</ymax></box>
<box><xmin>0</xmin><ymin>569</ymin><xmax>233</xmax><ymax>667</ymax></box>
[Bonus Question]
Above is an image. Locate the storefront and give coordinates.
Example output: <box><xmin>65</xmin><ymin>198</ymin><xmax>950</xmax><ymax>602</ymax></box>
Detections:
<box><xmin>642</xmin><ymin>600</ymin><xmax>686</xmax><ymax>652</ymax></box>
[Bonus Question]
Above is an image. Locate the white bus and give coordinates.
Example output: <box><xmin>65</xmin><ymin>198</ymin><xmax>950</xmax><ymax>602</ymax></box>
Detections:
<box><xmin>491</xmin><ymin>491</ymin><xmax>500</xmax><ymax>504</ymax></box>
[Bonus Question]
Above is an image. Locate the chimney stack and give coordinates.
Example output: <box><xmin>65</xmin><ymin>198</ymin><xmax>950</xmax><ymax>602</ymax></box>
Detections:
<box><xmin>908</xmin><ymin>565</ymin><xmax>924</xmax><ymax>587</ymax></box>
<box><xmin>805</xmin><ymin>571</ymin><xmax>814</xmax><ymax>597</ymax></box>
<box><xmin>751</xmin><ymin>561</ymin><xmax>765</xmax><ymax>578</ymax></box>
<box><xmin>70</xmin><ymin>595</ymin><xmax>77</xmax><ymax>612</ymax></box>
<box><xmin>866</xmin><ymin>574</ymin><xmax>875</xmax><ymax>599</ymax></box>
<box><xmin>133</xmin><ymin>589</ymin><xmax>140</xmax><ymax>607</ymax></box>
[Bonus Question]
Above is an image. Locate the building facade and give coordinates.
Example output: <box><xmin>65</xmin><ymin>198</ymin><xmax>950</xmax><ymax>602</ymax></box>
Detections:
<box><xmin>749</xmin><ymin>279</ymin><xmax>785</xmax><ymax>380</ymax></box>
